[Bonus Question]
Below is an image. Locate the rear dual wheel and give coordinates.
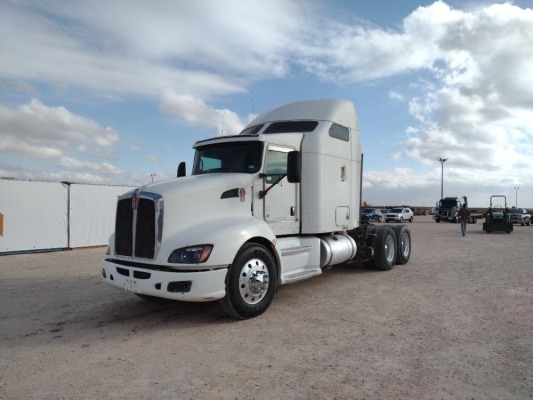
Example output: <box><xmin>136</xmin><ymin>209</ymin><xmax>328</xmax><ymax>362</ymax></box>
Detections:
<box><xmin>366</xmin><ymin>226</ymin><xmax>397</xmax><ymax>270</ymax></box>
<box><xmin>366</xmin><ymin>225</ymin><xmax>411</xmax><ymax>270</ymax></box>
<box><xmin>392</xmin><ymin>225</ymin><xmax>411</xmax><ymax>265</ymax></box>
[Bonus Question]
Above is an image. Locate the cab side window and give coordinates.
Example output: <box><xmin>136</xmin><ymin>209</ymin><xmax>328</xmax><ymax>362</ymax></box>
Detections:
<box><xmin>329</xmin><ymin>124</ymin><xmax>349</xmax><ymax>142</ymax></box>
<box><xmin>265</xmin><ymin>150</ymin><xmax>288</xmax><ymax>184</ymax></box>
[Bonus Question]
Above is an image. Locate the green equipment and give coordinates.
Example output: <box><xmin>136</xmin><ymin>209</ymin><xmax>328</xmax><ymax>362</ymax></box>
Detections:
<box><xmin>483</xmin><ymin>195</ymin><xmax>513</xmax><ymax>234</ymax></box>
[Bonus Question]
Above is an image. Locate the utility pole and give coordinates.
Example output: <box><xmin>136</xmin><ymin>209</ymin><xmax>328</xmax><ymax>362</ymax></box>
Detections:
<box><xmin>438</xmin><ymin>158</ymin><xmax>448</xmax><ymax>199</ymax></box>
<box><xmin>514</xmin><ymin>186</ymin><xmax>519</xmax><ymax>208</ymax></box>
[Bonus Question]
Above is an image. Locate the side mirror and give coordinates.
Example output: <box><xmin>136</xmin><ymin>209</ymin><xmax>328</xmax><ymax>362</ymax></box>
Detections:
<box><xmin>287</xmin><ymin>151</ymin><xmax>301</xmax><ymax>183</ymax></box>
<box><xmin>177</xmin><ymin>162</ymin><xmax>186</xmax><ymax>177</ymax></box>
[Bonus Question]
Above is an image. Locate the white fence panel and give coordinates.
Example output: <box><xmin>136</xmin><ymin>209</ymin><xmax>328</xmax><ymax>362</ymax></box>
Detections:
<box><xmin>69</xmin><ymin>184</ymin><xmax>133</xmax><ymax>248</ymax></box>
<box><xmin>0</xmin><ymin>180</ymin><xmax>68</xmax><ymax>253</ymax></box>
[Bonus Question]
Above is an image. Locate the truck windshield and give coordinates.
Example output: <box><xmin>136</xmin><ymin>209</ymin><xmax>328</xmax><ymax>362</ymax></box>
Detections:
<box><xmin>439</xmin><ymin>200</ymin><xmax>458</xmax><ymax>208</ymax></box>
<box><xmin>192</xmin><ymin>141</ymin><xmax>263</xmax><ymax>175</ymax></box>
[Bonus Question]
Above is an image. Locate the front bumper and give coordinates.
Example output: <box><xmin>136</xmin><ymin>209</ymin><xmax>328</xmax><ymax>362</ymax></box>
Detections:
<box><xmin>102</xmin><ymin>259</ymin><xmax>228</xmax><ymax>302</ymax></box>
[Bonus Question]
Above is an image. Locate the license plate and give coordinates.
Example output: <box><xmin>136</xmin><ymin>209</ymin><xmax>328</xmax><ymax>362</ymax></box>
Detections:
<box><xmin>124</xmin><ymin>278</ymin><xmax>140</xmax><ymax>293</ymax></box>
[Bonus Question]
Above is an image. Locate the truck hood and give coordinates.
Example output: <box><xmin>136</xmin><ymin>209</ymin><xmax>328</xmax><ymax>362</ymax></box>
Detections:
<box><xmin>139</xmin><ymin>173</ymin><xmax>255</xmax><ymax>238</ymax></box>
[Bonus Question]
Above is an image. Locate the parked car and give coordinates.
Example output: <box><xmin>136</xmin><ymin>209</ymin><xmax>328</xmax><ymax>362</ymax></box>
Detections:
<box><xmin>360</xmin><ymin>208</ymin><xmax>382</xmax><ymax>222</ymax></box>
<box><xmin>385</xmin><ymin>207</ymin><xmax>414</xmax><ymax>223</ymax></box>
<box><xmin>508</xmin><ymin>208</ymin><xmax>531</xmax><ymax>226</ymax></box>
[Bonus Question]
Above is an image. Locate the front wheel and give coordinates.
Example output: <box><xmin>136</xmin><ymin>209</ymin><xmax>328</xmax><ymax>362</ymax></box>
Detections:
<box><xmin>409</xmin><ymin>216</ymin><xmax>413</xmax><ymax>223</ymax></box>
<box><xmin>220</xmin><ymin>243</ymin><xmax>277</xmax><ymax>319</ymax></box>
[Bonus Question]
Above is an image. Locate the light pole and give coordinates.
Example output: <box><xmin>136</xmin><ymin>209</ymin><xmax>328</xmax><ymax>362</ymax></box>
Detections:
<box><xmin>438</xmin><ymin>157</ymin><xmax>448</xmax><ymax>199</ymax></box>
<box><xmin>150</xmin><ymin>173</ymin><xmax>156</xmax><ymax>183</ymax></box>
<box><xmin>514</xmin><ymin>186</ymin><xmax>519</xmax><ymax>208</ymax></box>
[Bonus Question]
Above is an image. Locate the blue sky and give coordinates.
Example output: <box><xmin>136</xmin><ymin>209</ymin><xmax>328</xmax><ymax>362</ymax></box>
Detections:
<box><xmin>1</xmin><ymin>0</ymin><xmax>532</xmax><ymax>207</ymax></box>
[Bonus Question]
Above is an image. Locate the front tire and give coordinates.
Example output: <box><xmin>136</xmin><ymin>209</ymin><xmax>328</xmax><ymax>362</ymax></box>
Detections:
<box><xmin>220</xmin><ymin>243</ymin><xmax>277</xmax><ymax>319</ymax></box>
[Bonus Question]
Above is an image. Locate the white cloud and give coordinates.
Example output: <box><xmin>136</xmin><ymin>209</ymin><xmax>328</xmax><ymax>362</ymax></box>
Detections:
<box><xmin>0</xmin><ymin>99</ymin><xmax>125</xmax><ymax>182</ymax></box>
<box><xmin>402</xmin><ymin>2</ymin><xmax>533</xmax><ymax>180</ymax></box>
<box><xmin>58</xmin><ymin>156</ymin><xmax>124</xmax><ymax>175</ymax></box>
<box><xmin>0</xmin><ymin>136</ymin><xmax>62</xmax><ymax>158</ymax></box>
<box><xmin>0</xmin><ymin>0</ymin><xmax>312</xmax><ymax>99</ymax></box>
<box><xmin>364</xmin><ymin>168</ymin><xmax>435</xmax><ymax>189</ymax></box>
<box><xmin>159</xmin><ymin>90</ymin><xmax>247</xmax><ymax>135</ymax></box>
<box><xmin>145</xmin><ymin>155</ymin><xmax>163</xmax><ymax>164</ymax></box>
<box><xmin>0</xmin><ymin>98</ymin><xmax>119</xmax><ymax>151</ymax></box>
<box><xmin>0</xmin><ymin>0</ymin><xmax>532</xmax><ymax>201</ymax></box>
<box><xmin>389</xmin><ymin>91</ymin><xmax>404</xmax><ymax>102</ymax></box>
<box><xmin>390</xmin><ymin>152</ymin><xmax>402</xmax><ymax>161</ymax></box>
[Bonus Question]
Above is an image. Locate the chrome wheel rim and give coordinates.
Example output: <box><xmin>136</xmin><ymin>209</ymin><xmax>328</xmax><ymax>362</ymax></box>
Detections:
<box><xmin>400</xmin><ymin>233</ymin><xmax>410</xmax><ymax>258</ymax></box>
<box><xmin>385</xmin><ymin>235</ymin><xmax>396</xmax><ymax>264</ymax></box>
<box><xmin>238</xmin><ymin>258</ymin><xmax>269</xmax><ymax>305</ymax></box>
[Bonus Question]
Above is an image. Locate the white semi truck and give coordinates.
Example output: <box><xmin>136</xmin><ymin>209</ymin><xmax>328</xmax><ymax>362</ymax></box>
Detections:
<box><xmin>102</xmin><ymin>99</ymin><xmax>412</xmax><ymax>319</ymax></box>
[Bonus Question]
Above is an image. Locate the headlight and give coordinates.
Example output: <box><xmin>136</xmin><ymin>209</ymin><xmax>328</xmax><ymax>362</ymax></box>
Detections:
<box><xmin>168</xmin><ymin>245</ymin><xmax>213</xmax><ymax>264</ymax></box>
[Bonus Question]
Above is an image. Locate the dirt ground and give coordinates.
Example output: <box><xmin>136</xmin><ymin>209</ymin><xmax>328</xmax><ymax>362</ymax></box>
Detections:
<box><xmin>1</xmin><ymin>216</ymin><xmax>532</xmax><ymax>400</ymax></box>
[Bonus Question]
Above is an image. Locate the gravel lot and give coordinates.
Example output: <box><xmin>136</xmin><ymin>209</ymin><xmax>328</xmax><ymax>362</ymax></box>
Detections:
<box><xmin>1</xmin><ymin>216</ymin><xmax>532</xmax><ymax>400</ymax></box>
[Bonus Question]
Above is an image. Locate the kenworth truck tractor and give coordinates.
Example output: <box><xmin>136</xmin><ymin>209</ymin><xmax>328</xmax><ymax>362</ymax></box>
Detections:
<box><xmin>102</xmin><ymin>99</ymin><xmax>412</xmax><ymax>319</ymax></box>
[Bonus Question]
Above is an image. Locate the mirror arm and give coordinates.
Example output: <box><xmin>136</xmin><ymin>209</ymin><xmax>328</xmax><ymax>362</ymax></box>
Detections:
<box><xmin>259</xmin><ymin>175</ymin><xmax>286</xmax><ymax>199</ymax></box>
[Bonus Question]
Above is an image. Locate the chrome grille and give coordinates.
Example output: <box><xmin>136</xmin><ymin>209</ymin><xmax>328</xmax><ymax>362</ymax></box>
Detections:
<box><xmin>115</xmin><ymin>191</ymin><xmax>163</xmax><ymax>259</ymax></box>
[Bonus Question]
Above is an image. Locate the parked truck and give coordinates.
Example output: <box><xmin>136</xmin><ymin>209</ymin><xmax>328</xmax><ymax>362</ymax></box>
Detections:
<box><xmin>102</xmin><ymin>99</ymin><xmax>412</xmax><ymax>319</ymax></box>
<box><xmin>433</xmin><ymin>196</ymin><xmax>482</xmax><ymax>223</ymax></box>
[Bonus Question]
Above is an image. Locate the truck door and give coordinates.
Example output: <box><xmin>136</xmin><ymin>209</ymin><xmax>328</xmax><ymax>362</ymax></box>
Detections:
<box><xmin>262</xmin><ymin>145</ymin><xmax>299</xmax><ymax>235</ymax></box>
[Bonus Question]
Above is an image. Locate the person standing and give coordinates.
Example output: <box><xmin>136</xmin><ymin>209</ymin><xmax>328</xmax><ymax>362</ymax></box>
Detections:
<box><xmin>457</xmin><ymin>203</ymin><xmax>471</xmax><ymax>236</ymax></box>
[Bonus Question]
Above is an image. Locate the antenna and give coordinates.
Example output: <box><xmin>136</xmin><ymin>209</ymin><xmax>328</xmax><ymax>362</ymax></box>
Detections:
<box><xmin>251</xmin><ymin>89</ymin><xmax>254</xmax><ymax>115</ymax></box>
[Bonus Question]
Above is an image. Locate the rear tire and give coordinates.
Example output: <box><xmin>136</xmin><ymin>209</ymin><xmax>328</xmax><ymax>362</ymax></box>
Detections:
<box><xmin>220</xmin><ymin>243</ymin><xmax>277</xmax><ymax>319</ymax></box>
<box><xmin>368</xmin><ymin>226</ymin><xmax>397</xmax><ymax>270</ymax></box>
<box><xmin>392</xmin><ymin>225</ymin><xmax>411</xmax><ymax>265</ymax></box>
